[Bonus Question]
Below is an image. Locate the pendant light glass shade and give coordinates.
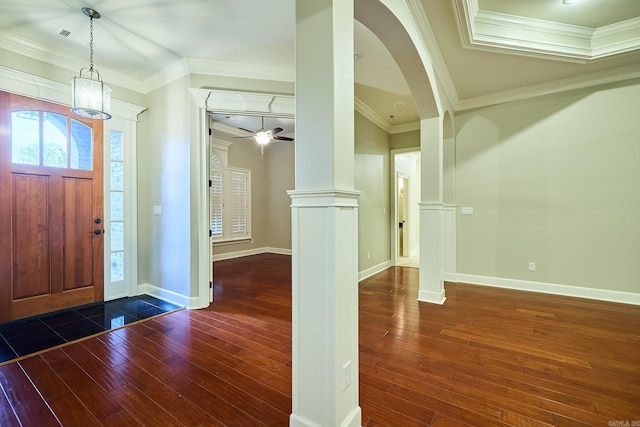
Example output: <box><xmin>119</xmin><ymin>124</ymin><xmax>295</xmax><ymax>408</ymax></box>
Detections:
<box><xmin>71</xmin><ymin>8</ymin><xmax>111</xmax><ymax>120</ymax></box>
<box><xmin>71</xmin><ymin>69</ymin><xmax>112</xmax><ymax>119</ymax></box>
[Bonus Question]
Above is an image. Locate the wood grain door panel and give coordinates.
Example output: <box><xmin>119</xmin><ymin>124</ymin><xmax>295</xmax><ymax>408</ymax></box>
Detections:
<box><xmin>63</xmin><ymin>177</ymin><xmax>94</xmax><ymax>290</ymax></box>
<box><xmin>12</xmin><ymin>173</ymin><xmax>50</xmax><ymax>300</ymax></box>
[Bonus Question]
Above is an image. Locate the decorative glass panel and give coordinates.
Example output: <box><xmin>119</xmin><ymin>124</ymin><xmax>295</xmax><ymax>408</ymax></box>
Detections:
<box><xmin>110</xmin><ymin>252</ymin><xmax>124</xmax><ymax>282</ymax></box>
<box><xmin>110</xmin><ymin>222</ymin><xmax>124</xmax><ymax>251</ymax></box>
<box><xmin>11</xmin><ymin>111</ymin><xmax>40</xmax><ymax>165</ymax></box>
<box><xmin>111</xmin><ymin>192</ymin><xmax>124</xmax><ymax>221</ymax></box>
<box><xmin>110</xmin><ymin>131</ymin><xmax>123</xmax><ymax>160</ymax></box>
<box><xmin>110</xmin><ymin>161</ymin><xmax>124</xmax><ymax>191</ymax></box>
<box><xmin>70</xmin><ymin>119</ymin><xmax>92</xmax><ymax>170</ymax></box>
<box><xmin>42</xmin><ymin>112</ymin><xmax>67</xmax><ymax>168</ymax></box>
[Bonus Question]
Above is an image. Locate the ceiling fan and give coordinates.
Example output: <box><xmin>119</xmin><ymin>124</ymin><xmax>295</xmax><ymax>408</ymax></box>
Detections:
<box><xmin>234</xmin><ymin>116</ymin><xmax>294</xmax><ymax>156</ymax></box>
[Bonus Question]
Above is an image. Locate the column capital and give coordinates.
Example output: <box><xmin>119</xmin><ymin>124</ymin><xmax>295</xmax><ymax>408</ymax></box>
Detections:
<box><xmin>288</xmin><ymin>189</ymin><xmax>361</xmax><ymax>208</ymax></box>
<box><xmin>419</xmin><ymin>202</ymin><xmax>445</xmax><ymax>210</ymax></box>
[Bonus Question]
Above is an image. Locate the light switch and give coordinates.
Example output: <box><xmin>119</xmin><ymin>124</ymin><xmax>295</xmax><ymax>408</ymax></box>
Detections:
<box><xmin>461</xmin><ymin>206</ymin><xmax>474</xmax><ymax>215</ymax></box>
<box><xmin>153</xmin><ymin>205</ymin><xmax>162</xmax><ymax>215</ymax></box>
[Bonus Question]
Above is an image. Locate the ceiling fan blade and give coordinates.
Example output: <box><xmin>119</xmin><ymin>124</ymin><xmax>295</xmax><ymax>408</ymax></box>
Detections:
<box><xmin>273</xmin><ymin>135</ymin><xmax>294</xmax><ymax>141</ymax></box>
<box><xmin>237</xmin><ymin>127</ymin><xmax>256</xmax><ymax>134</ymax></box>
<box><xmin>233</xmin><ymin>136</ymin><xmax>256</xmax><ymax>139</ymax></box>
<box><xmin>270</xmin><ymin>127</ymin><xmax>284</xmax><ymax>135</ymax></box>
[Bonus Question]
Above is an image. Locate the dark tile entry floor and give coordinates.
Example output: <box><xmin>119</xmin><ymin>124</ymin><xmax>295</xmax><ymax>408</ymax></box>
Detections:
<box><xmin>0</xmin><ymin>295</ymin><xmax>182</xmax><ymax>364</ymax></box>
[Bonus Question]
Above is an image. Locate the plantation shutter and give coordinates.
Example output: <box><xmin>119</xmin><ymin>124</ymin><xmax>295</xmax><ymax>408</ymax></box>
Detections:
<box><xmin>231</xmin><ymin>171</ymin><xmax>248</xmax><ymax>237</ymax></box>
<box><xmin>211</xmin><ymin>171</ymin><xmax>223</xmax><ymax>238</ymax></box>
<box><xmin>210</xmin><ymin>147</ymin><xmax>250</xmax><ymax>243</ymax></box>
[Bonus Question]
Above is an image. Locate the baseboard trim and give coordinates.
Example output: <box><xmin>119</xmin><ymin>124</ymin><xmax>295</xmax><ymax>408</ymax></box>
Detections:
<box><xmin>265</xmin><ymin>247</ymin><xmax>293</xmax><ymax>256</ymax></box>
<box><xmin>137</xmin><ymin>283</ymin><xmax>198</xmax><ymax>309</ymax></box>
<box><xmin>215</xmin><ymin>249</ymin><xmax>390</xmax><ymax>282</ymax></box>
<box><xmin>342</xmin><ymin>407</ymin><xmax>362</xmax><ymax>427</ymax></box>
<box><xmin>289</xmin><ymin>407</ymin><xmax>361</xmax><ymax>427</ymax></box>
<box><xmin>443</xmin><ymin>272</ymin><xmax>457</xmax><ymax>282</ymax></box>
<box><xmin>455</xmin><ymin>274</ymin><xmax>640</xmax><ymax>306</ymax></box>
<box><xmin>418</xmin><ymin>289</ymin><xmax>447</xmax><ymax>305</ymax></box>
<box><xmin>213</xmin><ymin>247</ymin><xmax>292</xmax><ymax>262</ymax></box>
<box><xmin>358</xmin><ymin>260</ymin><xmax>393</xmax><ymax>281</ymax></box>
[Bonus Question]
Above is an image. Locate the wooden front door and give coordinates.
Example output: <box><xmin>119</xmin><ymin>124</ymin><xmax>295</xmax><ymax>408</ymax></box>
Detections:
<box><xmin>0</xmin><ymin>92</ymin><xmax>104</xmax><ymax>322</ymax></box>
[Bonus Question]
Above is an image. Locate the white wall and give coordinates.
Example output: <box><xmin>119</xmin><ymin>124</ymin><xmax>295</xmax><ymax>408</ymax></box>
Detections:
<box><xmin>455</xmin><ymin>80</ymin><xmax>640</xmax><ymax>295</ymax></box>
<box><xmin>137</xmin><ymin>76</ymin><xmax>192</xmax><ymax>302</ymax></box>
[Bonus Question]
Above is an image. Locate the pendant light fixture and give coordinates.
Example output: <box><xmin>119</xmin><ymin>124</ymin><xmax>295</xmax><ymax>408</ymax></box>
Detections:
<box><xmin>71</xmin><ymin>7</ymin><xmax>112</xmax><ymax>120</ymax></box>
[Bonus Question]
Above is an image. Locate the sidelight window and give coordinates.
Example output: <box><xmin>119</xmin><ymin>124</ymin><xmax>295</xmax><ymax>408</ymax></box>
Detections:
<box><xmin>109</xmin><ymin>130</ymin><xmax>125</xmax><ymax>282</ymax></box>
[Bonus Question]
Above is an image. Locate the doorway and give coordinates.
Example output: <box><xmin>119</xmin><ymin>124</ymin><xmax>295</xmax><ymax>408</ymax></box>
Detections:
<box><xmin>0</xmin><ymin>92</ymin><xmax>104</xmax><ymax>322</ymax></box>
<box><xmin>393</xmin><ymin>150</ymin><xmax>420</xmax><ymax>268</ymax></box>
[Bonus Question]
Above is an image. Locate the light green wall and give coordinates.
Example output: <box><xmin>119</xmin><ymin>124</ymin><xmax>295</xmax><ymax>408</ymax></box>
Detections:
<box><xmin>455</xmin><ymin>80</ymin><xmax>640</xmax><ymax>293</ymax></box>
<box><xmin>390</xmin><ymin>129</ymin><xmax>419</xmax><ymax>150</ymax></box>
<box><xmin>355</xmin><ymin>111</ymin><xmax>391</xmax><ymax>271</ymax></box>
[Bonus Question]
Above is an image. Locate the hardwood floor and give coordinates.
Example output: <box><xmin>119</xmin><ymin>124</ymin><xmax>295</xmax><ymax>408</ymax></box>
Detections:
<box><xmin>1</xmin><ymin>253</ymin><xmax>638</xmax><ymax>426</ymax></box>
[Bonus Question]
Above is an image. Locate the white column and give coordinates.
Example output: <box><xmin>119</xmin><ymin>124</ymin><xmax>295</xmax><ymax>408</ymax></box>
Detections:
<box><xmin>419</xmin><ymin>203</ymin><xmax>446</xmax><ymax>304</ymax></box>
<box><xmin>290</xmin><ymin>1</ymin><xmax>361</xmax><ymax>426</ymax></box>
<box><xmin>419</xmin><ymin>117</ymin><xmax>446</xmax><ymax>304</ymax></box>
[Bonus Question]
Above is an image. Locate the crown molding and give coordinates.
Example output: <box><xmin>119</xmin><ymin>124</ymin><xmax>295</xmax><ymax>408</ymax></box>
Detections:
<box><xmin>354</xmin><ymin>97</ymin><xmax>392</xmax><ymax>132</ymax></box>
<box><xmin>210</xmin><ymin>121</ymin><xmax>251</xmax><ymax>138</ymax></box>
<box><xmin>390</xmin><ymin>121</ymin><xmax>420</xmax><ymax>134</ymax></box>
<box><xmin>186</xmin><ymin>57</ymin><xmax>294</xmax><ymax>82</ymax></box>
<box><xmin>0</xmin><ymin>29</ymin><xmax>144</xmax><ymax>91</ymax></box>
<box><xmin>454</xmin><ymin>0</ymin><xmax>640</xmax><ymax>63</ymax></box>
<box><xmin>142</xmin><ymin>58</ymin><xmax>190</xmax><ymax>93</ymax></box>
<box><xmin>456</xmin><ymin>63</ymin><xmax>640</xmax><ymax>111</ymax></box>
<box><xmin>135</xmin><ymin>57</ymin><xmax>296</xmax><ymax>94</ymax></box>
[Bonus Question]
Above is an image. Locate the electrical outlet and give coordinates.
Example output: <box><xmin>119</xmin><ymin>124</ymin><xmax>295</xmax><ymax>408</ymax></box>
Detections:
<box><xmin>342</xmin><ymin>360</ymin><xmax>352</xmax><ymax>390</ymax></box>
<box><xmin>528</xmin><ymin>262</ymin><xmax>536</xmax><ymax>271</ymax></box>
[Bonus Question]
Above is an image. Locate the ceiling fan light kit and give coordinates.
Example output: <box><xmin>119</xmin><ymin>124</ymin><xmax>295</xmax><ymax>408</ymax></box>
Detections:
<box><xmin>254</xmin><ymin>131</ymin><xmax>272</xmax><ymax>145</ymax></box>
<box><xmin>71</xmin><ymin>7</ymin><xmax>112</xmax><ymax>120</ymax></box>
<box><xmin>233</xmin><ymin>116</ymin><xmax>294</xmax><ymax>157</ymax></box>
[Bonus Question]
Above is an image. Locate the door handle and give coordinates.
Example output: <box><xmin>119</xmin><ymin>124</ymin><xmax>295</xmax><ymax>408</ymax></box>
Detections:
<box><xmin>94</xmin><ymin>229</ymin><xmax>102</xmax><ymax>235</ymax></box>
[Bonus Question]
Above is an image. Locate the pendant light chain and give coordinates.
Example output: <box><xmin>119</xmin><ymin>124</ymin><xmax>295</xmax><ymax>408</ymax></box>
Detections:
<box><xmin>89</xmin><ymin>14</ymin><xmax>94</xmax><ymax>72</ymax></box>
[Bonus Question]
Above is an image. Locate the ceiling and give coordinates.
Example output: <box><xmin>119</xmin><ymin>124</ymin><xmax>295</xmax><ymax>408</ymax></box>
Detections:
<box><xmin>1</xmin><ymin>0</ymin><xmax>639</xmax><ymax>132</ymax></box>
